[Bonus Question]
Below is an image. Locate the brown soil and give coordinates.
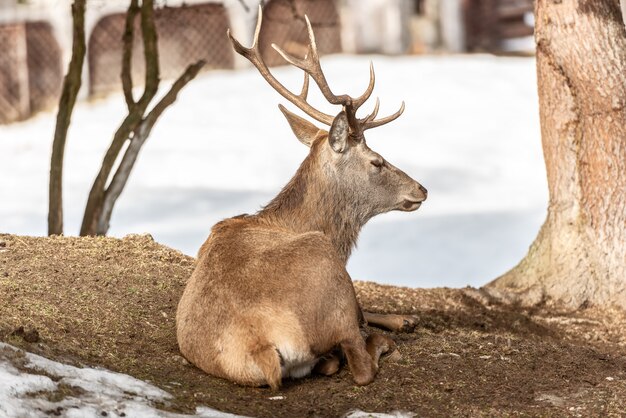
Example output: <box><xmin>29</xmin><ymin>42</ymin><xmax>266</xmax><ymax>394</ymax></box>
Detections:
<box><xmin>1</xmin><ymin>233</ymin><xmax>625</xmax><ymax>417</ymax></box>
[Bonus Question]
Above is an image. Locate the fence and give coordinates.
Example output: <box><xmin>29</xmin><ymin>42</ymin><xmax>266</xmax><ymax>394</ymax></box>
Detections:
<box><xmin>0</xmin><ymin>21</ymin><xmax>62</xmax><ymax>124</ymax></box>
<box><xmin>464</xmin><ymin>0</ymin><xmax>534</xmax><ymax>51</ymax></box>
<box><xmin>0</xmin><ymin>0</ymin><xmax>534</xmax><ymax>124</ymax></box>
<box><xmin>88</xmin><ymin>3</ymin><xmax>235</xmax><ymax>97</ymax></box>
<box><xmin>258</xmin><ymin>0</ymin><xmax>341</xmax><ymax>66</ymax></box>
<box><xmin>26</xmin><ymin>21</ymin><xmax>64</xmax><ymax>113</ymax></box>
<box><xmin>0</xmin><ymin>0</ymin><xmax>343</xmax><ymax>123</ymax></box>
<box><xmin>0</xmin><ymin>23</ymin><xmax>28</xmax><ymax>124</ymax></box>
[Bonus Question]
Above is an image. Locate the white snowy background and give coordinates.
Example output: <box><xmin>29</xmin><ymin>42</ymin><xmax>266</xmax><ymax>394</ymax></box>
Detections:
<box><xmin>0</xmin><ymin>54</ymin><xmax>547</xmax><ymax>289</ymax></box>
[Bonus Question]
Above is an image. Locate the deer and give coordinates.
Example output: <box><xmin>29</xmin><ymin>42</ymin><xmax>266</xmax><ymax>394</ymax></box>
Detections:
<box><xmin>176</xmin><ymin>8</ymin><xmax>427</xmax><ymax>389</ymax></box>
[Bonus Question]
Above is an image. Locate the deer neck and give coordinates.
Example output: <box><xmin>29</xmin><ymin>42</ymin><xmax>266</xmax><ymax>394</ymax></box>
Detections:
<box><xmin>257</xmin><ymin>152</ymin><xmax>367</xmax><ymax>264</ymax></box>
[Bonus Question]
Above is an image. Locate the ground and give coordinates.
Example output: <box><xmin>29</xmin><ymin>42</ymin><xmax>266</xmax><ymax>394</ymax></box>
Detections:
<box><xmin>1</xmin><ymin>233</ymin><xmax>625</xmax><ymax>417</ymax></box>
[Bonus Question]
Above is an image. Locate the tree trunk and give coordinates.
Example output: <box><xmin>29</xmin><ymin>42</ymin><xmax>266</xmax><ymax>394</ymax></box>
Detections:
<box><xmin>48</xmin><ymin>0</ymin><xmax>86</xmax><ymax>235</ymax></box>
<box><xmin>79</xmin><ymin>0</ymin><xmax>204</xmax><ymax>236</ymax></box>
<box><xmin>486</xmin><ymin>0</ymin><xmax>626</xmax><ymax>309</ymax></box>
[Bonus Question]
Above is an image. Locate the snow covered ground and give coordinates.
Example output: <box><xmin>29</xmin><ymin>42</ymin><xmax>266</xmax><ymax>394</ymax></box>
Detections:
<box><xmin>0</xmin><ymin>54</ymin><xmax>547</xmax><ymax>288</ymax></box>
<box><xmin>0</xmin><ymin>342</ymin><xmax>411</xmax><ymax>418</ymax></box>
<box><xmin>0</xmin><ymin>342</ymin><xmax>240</xmax><ymax>418</ymax></box>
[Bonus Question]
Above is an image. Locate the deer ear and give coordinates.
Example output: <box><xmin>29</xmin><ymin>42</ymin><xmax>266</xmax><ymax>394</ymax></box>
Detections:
<box><xmin>278</xmin><ymin>104</ymin><xmax>321</xmax><ymax>147</ymax></box>
<box><xmin>329</xmin><ymin>111</ymin><xmax>349</xmax><ymax>153</ymax></box>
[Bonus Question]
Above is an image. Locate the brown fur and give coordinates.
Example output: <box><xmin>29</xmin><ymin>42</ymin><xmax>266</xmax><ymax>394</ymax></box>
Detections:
<box><xmin>176</xmin><ymin>113</ymin><xmax>426</xmax><ymax>388</ymax></box>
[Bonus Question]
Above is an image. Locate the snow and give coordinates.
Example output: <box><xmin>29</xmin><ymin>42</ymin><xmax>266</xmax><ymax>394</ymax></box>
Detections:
<box><xmin>0</xmin><ymin>54</ymin><xmax>547</xmax><ymax>288</ymax></box>
<box><xmin>0</xmin><ymin>342</ymin><xmax>242</xmax><ymax>418</ymax></box>
<box><xmin>0</xmin><ymin>342</ymin><xmax>414</xmax><ymax>417</ymax></box>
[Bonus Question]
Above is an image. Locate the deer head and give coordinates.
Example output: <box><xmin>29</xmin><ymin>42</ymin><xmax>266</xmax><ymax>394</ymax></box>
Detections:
<box><xmin>227</xmin><ymin>8</ymin><xmax>427</xmax><ymax>256</ymax></box>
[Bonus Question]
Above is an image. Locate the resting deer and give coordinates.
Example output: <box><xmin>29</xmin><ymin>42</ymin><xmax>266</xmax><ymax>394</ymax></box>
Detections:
<box><xmin>176</xmin><ymin>8</ymin><xmax>427</xmax><ymax>389</ymax></box>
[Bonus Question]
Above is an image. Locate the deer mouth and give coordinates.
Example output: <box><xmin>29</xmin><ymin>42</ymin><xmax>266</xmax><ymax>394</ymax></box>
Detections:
<box><xmin>400</xmin><ymin>199</ymin><xmax>422</xmax><ymax>212</ymax></box>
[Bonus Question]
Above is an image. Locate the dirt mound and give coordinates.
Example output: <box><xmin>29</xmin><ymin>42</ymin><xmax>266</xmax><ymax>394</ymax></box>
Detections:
<box><xmin>1</xmin><ymin>233</ymin><xmax>625</xmax><ymax>417</ymax></box>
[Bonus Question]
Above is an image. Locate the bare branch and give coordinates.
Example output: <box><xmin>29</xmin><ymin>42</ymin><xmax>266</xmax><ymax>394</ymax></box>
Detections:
<box><xmin>121</xmin><ymin>0</ymin><xmax>140</xmax><ymax>110</ymax></box>
<box><xmin>144</xmin><ymin>59</ymin><xmax>205</xmax><ymax>126</ymax></box>
<box><xmin>79</xmin><ymin>112</ymin><xmax>143</xmax><ymax>236</ymax></box>
<box><xmin>48</xmin><ymin>0</ymin><xmax>86</xmax><ymax>236</ymax></box>
<box><xmin>82</xmin><ymin>0</ymin><xmax>160</xmax><ymax>235</ymax></box>
<box><xmin>82</xmin><ymin>1</ymin><xmax>205</xmax><ymax>236</ymax></box>
<box><xmin>97</xmin><ymin>60</ymin><xmax>205</xmax><ymax>234</ymax></box>
<box><xmin>138</xmin><ymin>0</ymin><xmax>160</xmax><ymax>108</ymax></box>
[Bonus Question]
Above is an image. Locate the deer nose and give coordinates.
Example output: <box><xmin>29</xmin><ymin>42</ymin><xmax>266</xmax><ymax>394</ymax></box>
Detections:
<box><xmin>411</xmin><ymin>183</ymin><xmax>427</xmax><ymax>202</ymax></box>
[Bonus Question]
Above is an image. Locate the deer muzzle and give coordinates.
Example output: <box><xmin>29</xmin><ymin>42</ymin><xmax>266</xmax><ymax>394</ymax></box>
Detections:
<box><xmin>399</xmin><ymin>183</ymin><xmax>427</xmax><ymax>212</ymax></box>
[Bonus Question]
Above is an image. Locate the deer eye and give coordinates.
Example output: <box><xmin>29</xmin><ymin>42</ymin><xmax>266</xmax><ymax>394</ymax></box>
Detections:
<box><xmin>370</xmin><ymin>159</ymin><xmax>384</xmax><ymax>169</ymax></box>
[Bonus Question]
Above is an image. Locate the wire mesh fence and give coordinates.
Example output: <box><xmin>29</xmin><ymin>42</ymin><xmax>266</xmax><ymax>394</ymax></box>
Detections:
<box><xmin>464</xmin><ymin>0</ymin><xmax>534</xmax><ymax>52</ymax></box>
<box><xmin>25</xmin><ymin>21</ymin><xmax>64</xmax><ymax>113</ymax></box>
<box><xmin>88</xmin><ymin>2</ymin><xmax>235</xmax><ymax>97</ymax></box>
<box><xmin>0</xmin><ymin>23</ymin><xmax>30</xmax><ymax>124</ymax></box>
<box><xmin>0</xmin><ymin>20</ymin><xmax>63</xmax><ymax>124</ymax></box>
<box><xmin>258</xmin><ymin>0</ymin><xmax>341</xmax><ymax>66</ymax></box>
<box><xmin>0</xmin><ymin>0</ymin><xmax>534</xmax><ymax>124</ymax></box>
<box><xmin>0</xmin><ymin>0</ymin><xmax>342</xmax><ymax>123</ymax></box>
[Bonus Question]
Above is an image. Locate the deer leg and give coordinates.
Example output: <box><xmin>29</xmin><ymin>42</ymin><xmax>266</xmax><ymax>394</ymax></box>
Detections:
<box><xmin>313</xmin><ymin>348</ymin><xmax>342</xmax><ymax>376</ymax></box>
<box><xmin>365</xmin><ymin>333</ymin><xmax>397</xmax><ymax>364</ymax></box>
<box><xmin>340</xmin><ymin>333</ymin><xmax>395</xmax><ymax>386</ymax></box>
<box><xmin>363</xmin><ymin>311</ymin><xmax>418</xmax><ymax>333</ymax></box>
<box><xmin>341</xmin><ymin>337</ymin><xmax>376</xmax><ymax>386</ymax></box>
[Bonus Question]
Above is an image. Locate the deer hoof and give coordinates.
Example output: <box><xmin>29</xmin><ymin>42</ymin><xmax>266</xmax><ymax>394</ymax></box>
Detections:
<box><xmin>398</xmin><ymin>316</ymin><xmax>418</xmax><ymax>333</ymax></box>
<box><xmin>385</xmin><ymin>348</ymin><xmax>403</xmax><ymax>362</ymax></box>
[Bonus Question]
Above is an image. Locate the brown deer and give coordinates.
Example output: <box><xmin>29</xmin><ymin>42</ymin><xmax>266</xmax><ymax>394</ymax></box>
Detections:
<box><xmin>176</xmin><ymin>8</ymin><xmax>427</xmax><ymax>389</ymax></box>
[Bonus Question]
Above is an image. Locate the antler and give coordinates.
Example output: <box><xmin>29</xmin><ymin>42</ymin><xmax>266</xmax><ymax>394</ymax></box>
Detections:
<box><xmin>227</xmin><ymin>7</ymin><xmax>334</xmax><ymax>125</ymax></box>
<box><xmin>227</xmin><ymin>5</ymin><xmax>404</xmax><ymax>133</ymax></box>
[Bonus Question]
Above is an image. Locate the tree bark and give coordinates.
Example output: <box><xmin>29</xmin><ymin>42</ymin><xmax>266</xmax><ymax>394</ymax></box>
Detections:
<box><xmin>80</xmin><ymin>0</ymin><xmax>204</xmax><ymax>236</ymax></box>
<box><xmin>486</xmin><ymin>0</ymin><xmax>626</xmax><ymax>309</ymax></box>
<box><xmin>48</xmin><ymin>0</ymin><xmax>86</xmax><ymax>235</ymax></box>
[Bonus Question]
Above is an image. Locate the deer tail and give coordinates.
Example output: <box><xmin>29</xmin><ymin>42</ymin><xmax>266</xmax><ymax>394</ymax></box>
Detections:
<box><xmin>250</xmin><ymin>344</ymin><xmax>282</xmax><ymax>390</ymax></box>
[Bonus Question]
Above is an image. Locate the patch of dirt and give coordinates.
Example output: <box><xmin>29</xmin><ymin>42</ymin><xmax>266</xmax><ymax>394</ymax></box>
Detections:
<box><xmin>1</xmin><ymin>233</ymin><xmax>625</xmax><ymax>417</ymax></box>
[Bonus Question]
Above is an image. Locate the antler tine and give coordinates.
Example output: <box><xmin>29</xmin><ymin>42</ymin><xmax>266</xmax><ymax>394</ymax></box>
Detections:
<box><xmin>229</xmin><ymin>6</ymin><xmax>403</xmax><ymax>132</ymax></box>
<box><xmin>226</xmin><ymin>5</ymin><xmax>260</xmax><ymax>61</ymax></box>
<box><xmin>272</xmin><ymin>15</ymin><xmax>351</xmax><ymax>107</ymax></box>
<box><xmin>361</xmin><ymin>97</ymin><xmax>380</xmax><ymax>123</ymax></box>
<box><xmin>352</xmin><ymin>62</ymin><xmax>375</xmax><ymax>111</ymax></box>
<box><xmin>227</xmin><ymin>6</ymin><xmax>334</xmax><ymax>125</ymax></box>
<box><xmin>363</xmin><ymin>101</ymin><xmax>405</xmax><ymax>131</ymax></box>
<box><xmin>300</xmin><ymin>72</ymin><xmax>309</xmax><ymax>100</ymax></box>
